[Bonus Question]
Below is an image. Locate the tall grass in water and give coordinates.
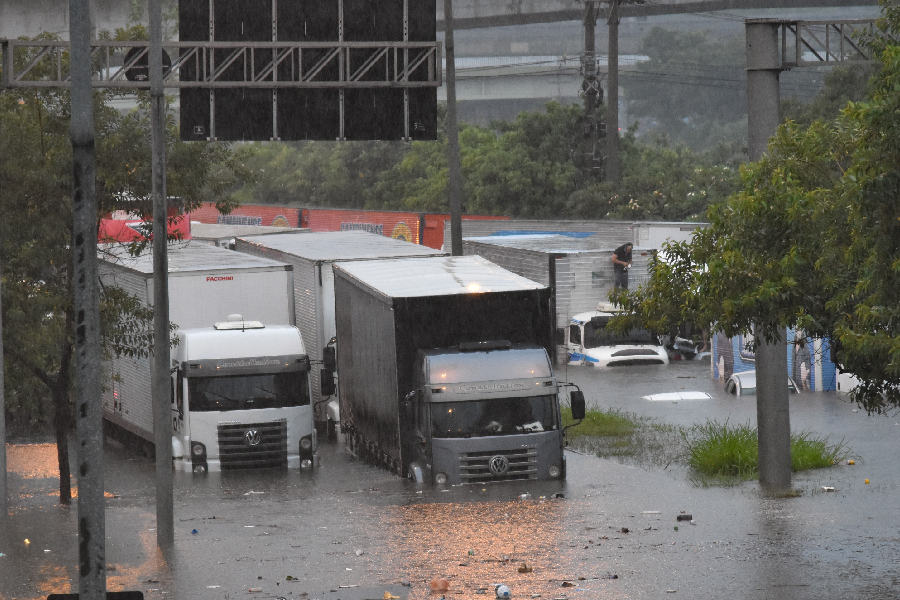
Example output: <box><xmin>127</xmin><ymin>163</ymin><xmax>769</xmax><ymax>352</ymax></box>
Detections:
<box><xmin>562</xmin><ymin>406</ymin><xmax>684</xmax><ymax>466</ymax></box>
<box><xmin>561</xmin><ymin>406</ymin><xmax>637</xmax><ymax>438</ymax></box>
<box><xmin>685</xmin><ymin>420</ymin><xmax>851</xmax><ymax>480</ymax></box>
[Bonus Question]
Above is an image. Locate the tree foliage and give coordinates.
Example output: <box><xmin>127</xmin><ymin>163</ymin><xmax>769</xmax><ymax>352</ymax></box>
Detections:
<box><xmin>235</xmin><ymin>102</ymin><xmax>740</xmax><ymax>221</ymax></box>
<box><xmin>614</xmin><ymin>0</ymin><xmax>900</xmax><ymax>414</ymax></box>
<box><xmin>782</xmin><ymin>65</ymin><xmax>876</xmax><ymax>127</ymax></box>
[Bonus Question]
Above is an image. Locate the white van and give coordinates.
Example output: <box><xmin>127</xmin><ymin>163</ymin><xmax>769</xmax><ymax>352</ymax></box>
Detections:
<box><xmin>565</xmin><ymin>303</ymin><xmax>669</xmax><ymax>367</ymax></box>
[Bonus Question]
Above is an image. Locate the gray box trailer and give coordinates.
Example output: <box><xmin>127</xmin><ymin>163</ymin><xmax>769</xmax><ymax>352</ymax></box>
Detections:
<box><xmin>333</xmin><ymin>255</ymin><xmax>575</xmax><ymax>485</ymax></box>
<box><xmin>234</xmin><ymin>231</ymin><xmax>445</xmax><ymax>433</ymax></box>
<box><xmin>461</xmin><ymin>234</ymin><xmax>656</xmax><ymax>330</ymax></box>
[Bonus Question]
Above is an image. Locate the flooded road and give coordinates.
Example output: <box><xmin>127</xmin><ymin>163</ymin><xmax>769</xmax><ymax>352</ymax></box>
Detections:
<box><xmin>2</xmin><ymin>361</ymin><xmax>899</xmax><ymax>600</ymax></box>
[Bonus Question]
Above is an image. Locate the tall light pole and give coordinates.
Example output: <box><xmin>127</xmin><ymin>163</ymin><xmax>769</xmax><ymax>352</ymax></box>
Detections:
<box><xmin>606</xmin><ymin>0</ymin><xmax>621</xmax><ymax>183</ymax></box>
<box><xmin>582</xmin><ymin>1</ymin><xmax>602</xmax><ymax>177</ymax></box>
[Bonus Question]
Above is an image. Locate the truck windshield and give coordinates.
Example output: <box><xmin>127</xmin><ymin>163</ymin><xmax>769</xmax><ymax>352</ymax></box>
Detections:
<box><xmin>188</xmin><ymin>371</ymin><xmax>310</xmax><ymax>412</ymax></box>
<box><xmin>430</xmin><ymin>395</ymin><xmax>558</xmax><ymax>438</ymax></box>
<box><xmin>584</xmin><ymin>316</ymin><xmax>658</xmax><ymax>348</ymax></box>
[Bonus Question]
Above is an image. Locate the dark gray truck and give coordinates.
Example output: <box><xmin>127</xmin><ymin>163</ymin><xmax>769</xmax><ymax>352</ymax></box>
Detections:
<box><xmin>330</xmin><ymin>255</ymin><xmax>584</xmax><ymax>485</ymax></box>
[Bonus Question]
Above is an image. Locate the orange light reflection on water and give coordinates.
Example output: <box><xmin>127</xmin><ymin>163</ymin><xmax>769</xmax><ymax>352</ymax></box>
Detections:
<box><xmin>380</xmin><ymin>499</ymin><xmax>574</xmax><ymax>599</ymax></box>
<box><xmin>8</xmin><ymin>443</ymin><xmax>59</xmax><ymax>479</ymax></box>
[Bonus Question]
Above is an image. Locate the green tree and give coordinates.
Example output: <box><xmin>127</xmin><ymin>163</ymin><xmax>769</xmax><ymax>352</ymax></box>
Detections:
<box><xmin>782</xmin><ymin>65</ymin><xmax>876</xmax><ymax>127</ymax></box>
<box><xmin>614</xmin><ymin>0</ymin><xmax>900</xmax><ymax>414</ymax></box>
<box><xmin>232</xmin><ymin>140</ymin><xmax>409</xmax><ymax>208</ymax></box>
<box><xmin>567</xmin><ymin>126</ymin><xmax>741</xmax><ymax>221</ymax></box>
<box><xmin>230</xmin><ymin>100</ymin><xmax>737</xmax><ymax>222</ymax></box>
<box><xmin>1</xmin><ymin>32</ymin><xmax>251</xmax><ymax>503</ymax></box>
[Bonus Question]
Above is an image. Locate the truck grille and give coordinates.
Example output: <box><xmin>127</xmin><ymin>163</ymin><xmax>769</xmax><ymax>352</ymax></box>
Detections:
<box><xmin>217</xmin><ymin>420</ymin><xmax>288</xmax><ymax>470</ymax></box>
<box><xmin>458</xmin><ymin>447</ymin><xmax>538</xmax><ymax>483</ymax></box>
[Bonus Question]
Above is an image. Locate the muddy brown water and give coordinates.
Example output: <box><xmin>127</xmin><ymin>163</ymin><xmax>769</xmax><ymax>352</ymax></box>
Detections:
<box><xmin>2</xmin><ymin>361</ymin><xmax>898</xmax><ymax>600</ymax></box>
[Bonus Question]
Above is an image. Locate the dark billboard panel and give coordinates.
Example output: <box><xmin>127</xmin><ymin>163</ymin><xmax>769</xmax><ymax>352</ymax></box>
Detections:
<box><xmin>179</xmin><ymin>0</ymin><xmax>437</xmax><ymax>141</ymax></box>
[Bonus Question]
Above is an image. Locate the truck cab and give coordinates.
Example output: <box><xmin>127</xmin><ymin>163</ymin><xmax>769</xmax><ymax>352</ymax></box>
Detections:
<box><xmin>402</xmin><ymin>342</ymin><xmax>567</xmax><ymax>485</ymax></box>
<box><xmin>172</xmin><ymin>317</ymin><xmax>317</xmax><ymax>473</ymax></box>
<box><xmin>566</xmin><ymin>303</ymin><xmax>669</xmax><ymax>367</ymax></box>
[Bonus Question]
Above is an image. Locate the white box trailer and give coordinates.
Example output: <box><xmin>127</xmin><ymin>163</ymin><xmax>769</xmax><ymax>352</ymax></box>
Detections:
<box><xmin>233</xmin><ymin>231</ymin><xmax>446</xmax><ymax>436</ymax></box>
<box><xmin>461</xmin><ymin>234</ymin><xmax>655</xmax><ymax>328</ymax></box>
<box><xmin>99</xmin><ymin>242</ymin><xmax>317</xmax><ymax>472</ymax></box>
<box><xmin>461</xmin><ymin>234</ymin><xmax>666</xmax><ymax>366</ymax></box>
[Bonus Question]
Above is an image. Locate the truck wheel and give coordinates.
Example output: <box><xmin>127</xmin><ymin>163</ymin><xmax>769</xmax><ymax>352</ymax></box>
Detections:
<box><xmin>408</xmin><ymin>463</ymin><xmax>425</xmax><ymax>483</ymax></box>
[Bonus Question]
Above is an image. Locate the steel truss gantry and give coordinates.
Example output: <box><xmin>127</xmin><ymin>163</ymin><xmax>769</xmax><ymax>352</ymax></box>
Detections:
<box><xmin>0</xmin><ymin>39</ymin><xmax>442</xmax><ymax>90</ymax></box>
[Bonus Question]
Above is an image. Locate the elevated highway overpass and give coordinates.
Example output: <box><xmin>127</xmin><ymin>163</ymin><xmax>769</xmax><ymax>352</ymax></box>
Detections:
<box><xmin>1</xmin><ymin>0</ymin><xmax>880</xmax><ymax>125</ymax></box>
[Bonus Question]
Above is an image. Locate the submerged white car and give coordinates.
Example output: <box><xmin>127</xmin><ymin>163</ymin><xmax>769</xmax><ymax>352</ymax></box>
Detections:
<box><xmin>565</xmin><ymin>303</ymin><xmax>669</xmax><ymax>368</ymax></box>
<box><xmin>725</xmin><ymin>371</ymin><xmax>800</xmax><ymax>395</ymax></box>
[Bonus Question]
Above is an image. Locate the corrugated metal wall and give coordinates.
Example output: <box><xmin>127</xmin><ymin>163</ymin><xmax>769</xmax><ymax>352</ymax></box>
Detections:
<box><xmin>188</xmin><ymin>203</ymin><xmax>301</xmax><ymax>227</ymax></box>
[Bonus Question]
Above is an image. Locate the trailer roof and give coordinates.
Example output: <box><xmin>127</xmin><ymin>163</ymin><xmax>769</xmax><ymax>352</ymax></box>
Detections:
<box><xmin>334</xmin><ymin>255</ymin><xmax>545</xmax><ymax>298</ymax></box>
<box><xmin>190</xmin><ymin>223</ymin><xmax>309</xmax><ymax>241</ymax></box>
<box><xmin>99</xmin><ymin>241</ymin><xmax>290</xmax><ymax>274</ymax></box>
<box><xmin>237</xmin><ymin>230</ymin><xmax>446</xmax><ymax>261</ymax></box>
<box><xmin>464</xmin><ymin>234</ymin><xmax>644</xmax><ymax>254</ymax></box>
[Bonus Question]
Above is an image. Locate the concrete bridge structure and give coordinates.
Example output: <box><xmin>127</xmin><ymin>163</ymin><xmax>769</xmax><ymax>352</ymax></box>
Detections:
<box><xmin>0</xmin><ymin>0</ymin><xmax>880</xmax><ymax>124</ymax></box>
<box><xmin>0</xmin><ymin>1</ymin><xmax>878</xmax><ymax>39</ymax></box>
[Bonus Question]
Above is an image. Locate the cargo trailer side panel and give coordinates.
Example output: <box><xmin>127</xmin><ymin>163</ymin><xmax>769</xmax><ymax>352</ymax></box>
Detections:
<box><xmin>334</xmin><ymin>274</ymin><xmax>402</xmax><ymax>464</ymax></box>
<box><xmin>163</xmin><ymin>268</ymin><xmax>294</xmax><ymax>329</ymax></box>
<box><xmin>104</xmin><ymin>354</ymin><xmax>154</xmax><ymax>441</ymax></box>
<box><xmin>99</xmin><ymin>262</ymin><xmax>155</xmax><ymax>441</ymax></box>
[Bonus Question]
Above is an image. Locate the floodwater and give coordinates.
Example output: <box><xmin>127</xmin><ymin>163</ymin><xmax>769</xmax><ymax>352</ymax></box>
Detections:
<box><xmin>2</xmin><ymin>360</ymin><xmax>899</xmax><ymax>600</ymax></box>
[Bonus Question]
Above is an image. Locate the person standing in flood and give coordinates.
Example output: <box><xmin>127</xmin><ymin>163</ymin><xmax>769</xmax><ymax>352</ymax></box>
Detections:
<box><xmin>612</xmin><ymin>242</ymin><xmax>633</xmax><ymax>289</ymax></box>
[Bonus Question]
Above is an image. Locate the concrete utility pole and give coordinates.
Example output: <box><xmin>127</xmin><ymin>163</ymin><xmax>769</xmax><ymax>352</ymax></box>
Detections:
<box><xmin>70</xmin><ymin>0</ymin><xmax>106</xmax><ymax>597</ymax></box>
<box><xmin>605</xmin><ymin>0</ymin><xmax>621</xmax><ymax>183</ymax></box>
<box><xmin>746</xmin><ymin>19</ymin><xmax>791</xmax><ymax>492</ymax></box>
<box><xmin>0</xmin><ymin>246</ymin><xmax>6</xmax><ymax>524</ymax></box>
<box><xmin>149</xmin><ymin>0</ymin><xmax>174</xmax><ymax>547</ymax></box>
<box><xmin>445</xmin><ymin>0</ymin><xmax>464</xmax><ymax>256</ymax></box>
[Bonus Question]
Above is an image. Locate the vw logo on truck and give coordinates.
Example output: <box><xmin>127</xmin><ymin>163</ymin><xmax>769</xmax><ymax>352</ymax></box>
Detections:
<box><xmin>244</xmin><ymin>429</ymin><xmax>262</xmax><ymax>446</ymax></box>
<box><xmin>489</xmin><ymin>455</ymin><xmax>510</xmax><ymax>476</ymax></box>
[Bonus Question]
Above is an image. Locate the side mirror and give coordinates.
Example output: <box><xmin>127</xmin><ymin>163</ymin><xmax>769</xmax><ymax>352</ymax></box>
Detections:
<box><xmin>570</xmin><ymin>390</ymin><xmax>586</xmax><ymax>421</ymax></box>
<box><xmin>323</xmin><ymin>346</ymin><xmax>336</xmax><ymax>373</ymax></box>
<box><xmin>320</xmin><ymin>368</ymin><xmax>336</xmax><ymax>397</ymax></box>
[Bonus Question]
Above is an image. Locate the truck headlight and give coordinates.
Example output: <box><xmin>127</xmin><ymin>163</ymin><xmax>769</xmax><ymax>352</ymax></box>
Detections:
<box><xmin>191</xmin><ymin>441</ymin><xmax>206</xmax><ymax>458</ymax></box>
<box><xmin>548</xmin><ymin>465</ymin><xmax>561</xmax><ymax>478</ymax></box>
<box><xmin>299</xmin><ymin>435</ymin><xmax>314</xmax><ymax>460</ymax></box>
<box><xmin>434</xmin><ymin>472</ymin><xmax>448</xmax><ymax>485</ymax></box>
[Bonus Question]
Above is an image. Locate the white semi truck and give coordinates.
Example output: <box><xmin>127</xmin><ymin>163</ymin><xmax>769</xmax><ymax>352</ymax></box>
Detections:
<box><xmin>99</xmin><ymin>243</ymin><xmax>317</xmax><ymax>472</ymax></box>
